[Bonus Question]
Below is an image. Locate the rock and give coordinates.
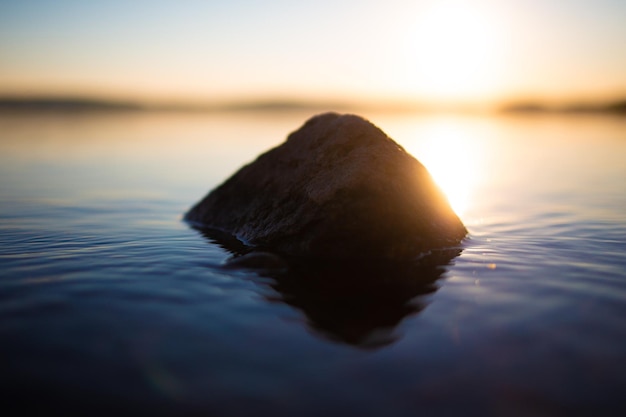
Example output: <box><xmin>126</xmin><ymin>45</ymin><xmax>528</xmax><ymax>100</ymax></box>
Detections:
<box><xmin>185</xmin><ymin>112</ymin><xmax>466</xmax><ymax>260</ymax></box>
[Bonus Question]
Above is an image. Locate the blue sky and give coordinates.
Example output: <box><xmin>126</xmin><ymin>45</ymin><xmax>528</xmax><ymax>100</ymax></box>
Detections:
<box><xmin>1</xmin><ymin>0</ymin><xmax>625</xmax><ymax>104</ymax></box>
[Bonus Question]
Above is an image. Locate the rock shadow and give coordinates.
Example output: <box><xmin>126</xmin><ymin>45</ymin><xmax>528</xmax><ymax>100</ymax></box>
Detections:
<box><xmin>196</xmin><ymin>227</ymin><xmax>462</xmax><ymax>350</ymax></box>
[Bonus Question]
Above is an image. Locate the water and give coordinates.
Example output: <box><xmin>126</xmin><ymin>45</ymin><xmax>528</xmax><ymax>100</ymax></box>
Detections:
<box><xmin>1</xmin><ymin>111</ymin><xmax>625</xmax><ymax>416</ymax></box>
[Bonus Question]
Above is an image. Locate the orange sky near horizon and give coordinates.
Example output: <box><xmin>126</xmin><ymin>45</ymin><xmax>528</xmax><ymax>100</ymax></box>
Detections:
<box><xmin>1</xmin><ymin>0</ymin><xmax>625</xmax><ymax>106</ymax></box>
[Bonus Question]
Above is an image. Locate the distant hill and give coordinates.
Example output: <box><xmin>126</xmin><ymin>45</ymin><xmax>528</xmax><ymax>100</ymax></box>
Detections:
<box><xmin>501</xmin><ymin>98</ymin><xmax>626</xmax><ymax>115</ymax></box>
<box><xmin>0</xmin><ymin>96</ymin><xmax>355</xmax><ymax>113</ymax></box>
<box><xmin>604</xmin><ymin>100</ymin><xmax>626</xmax><ymax>113</ymax></box>
<box><xmin>0</xmin><ymin>96</ymin><xmax>421</xmax><ymax>114</ymax></box>
<box><xmin>0</xmin><ymin>97</ymin><xmax>145</xmax><ymax>112</ymax></box>
<box><xmin>2</xmin><ymin>96</ymin><xmax>625</xmax><ymax>115</ymax></box>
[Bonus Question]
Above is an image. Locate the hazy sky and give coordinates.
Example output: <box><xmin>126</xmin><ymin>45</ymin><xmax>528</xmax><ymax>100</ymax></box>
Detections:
<box><xmin>1</xmin><ymin>0</ymin><xmax>625</xmax><ymax>104</ymax></box>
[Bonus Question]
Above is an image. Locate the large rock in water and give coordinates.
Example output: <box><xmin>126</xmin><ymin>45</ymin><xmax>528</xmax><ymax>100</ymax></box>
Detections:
<box><xmin>185</xmin><ymin>113</ymin><xmax>466</xmax><ymax>260</ymax></box>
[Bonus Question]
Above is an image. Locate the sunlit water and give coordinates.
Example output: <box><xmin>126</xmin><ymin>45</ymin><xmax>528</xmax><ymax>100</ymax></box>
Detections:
<box><xmin>1</xmin><ymin>111</ymin><xmax>625</xmax><ymax>416</ymax></box>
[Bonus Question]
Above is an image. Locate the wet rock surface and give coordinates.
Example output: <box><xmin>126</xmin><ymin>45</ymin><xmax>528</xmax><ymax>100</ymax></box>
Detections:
<box><xmin>185</xmin><ymin>112</ymin><xmax>466</xmax><ymax>260</ymax></box>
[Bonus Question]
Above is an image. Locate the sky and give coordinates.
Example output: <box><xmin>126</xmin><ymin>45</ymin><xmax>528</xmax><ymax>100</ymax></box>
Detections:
<box><xmin>1</xmin><ymin>0</ymin><xmax>625</xmax><ymax>105</ymax></box>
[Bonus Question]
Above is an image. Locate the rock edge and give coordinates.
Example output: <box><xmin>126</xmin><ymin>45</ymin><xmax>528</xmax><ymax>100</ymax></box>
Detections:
<box><xmin>185</xmin><ymin>112</ymin><xmax>466</xmax><ymax>260</ymax></box>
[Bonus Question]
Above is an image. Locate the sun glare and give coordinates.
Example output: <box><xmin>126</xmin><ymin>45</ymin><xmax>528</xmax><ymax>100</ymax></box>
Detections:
<box><xmin>401</xmin><ymin>120</ymin><xmax>485</xmax><ymax>218</ymax></box>
<box><xmin>404</xmin><ymin>1</ymin><xmax>504</xmax><ymax>101</ymax></box>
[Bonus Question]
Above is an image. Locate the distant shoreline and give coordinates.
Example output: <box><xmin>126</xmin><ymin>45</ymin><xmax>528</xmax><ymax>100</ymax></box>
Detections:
<box><xmin>0</xmin><ymin>96</ymin><xmax>625</xmax><ymax>115</ymax></box>
<box><xmin>0</xmin><ymin>97</ymin><xmax>355</xmax><ymax>114</ymax></box>
<box><xmin>499</xmin><ymin>99</ymin><xmax>626</xmax><ymax>115</ymax></box>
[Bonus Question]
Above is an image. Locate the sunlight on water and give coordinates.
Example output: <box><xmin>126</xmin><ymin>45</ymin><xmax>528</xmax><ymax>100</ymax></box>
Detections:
<box><xmin>415</xmin><ymin>124</ymin><xmax>484</xmax><ymax>217</ymax></box>
<box><xmin>1</xmin><ymin>111</ymin><xmax>625</xmax><ymax>416</ymax></box>
<box><xmin>390</xmin><ymin>116</ymin><xmax>490</xmax><ymax>219</ymax></box>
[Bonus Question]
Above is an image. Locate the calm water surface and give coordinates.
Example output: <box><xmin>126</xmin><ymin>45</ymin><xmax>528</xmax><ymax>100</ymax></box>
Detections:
<box><xmin>1</xmin><ymin>111</ymin><xmax>625</xmax><ymax>416</ymax></box>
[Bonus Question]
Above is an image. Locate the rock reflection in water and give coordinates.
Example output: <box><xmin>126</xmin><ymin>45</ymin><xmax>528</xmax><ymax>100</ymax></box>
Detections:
<box><xmin>197</xmin><ymin>228</ymin><xmax>461</xmax><ymax>349</ymax></box>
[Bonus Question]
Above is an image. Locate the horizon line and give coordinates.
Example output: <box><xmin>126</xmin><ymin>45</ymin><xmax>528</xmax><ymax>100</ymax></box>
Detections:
<box><xmin>0</xmin><ymin>94</ymin><xmax>625</xmax><ymax>115</ymax></box>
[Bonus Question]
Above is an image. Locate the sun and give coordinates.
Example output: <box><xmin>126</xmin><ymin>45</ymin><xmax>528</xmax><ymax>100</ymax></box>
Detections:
<box><xmin>403</xmin><ymin>0</ymin><xmax>504</xmax><ymax>102</ymax></box>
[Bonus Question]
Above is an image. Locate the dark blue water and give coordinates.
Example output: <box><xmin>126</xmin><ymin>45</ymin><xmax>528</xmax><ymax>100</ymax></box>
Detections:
<box><xmin>1</xmin><ymin>112</ymin><xmax>625</xmax><ymax>416</ymax></box>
